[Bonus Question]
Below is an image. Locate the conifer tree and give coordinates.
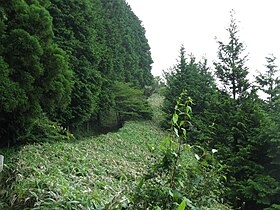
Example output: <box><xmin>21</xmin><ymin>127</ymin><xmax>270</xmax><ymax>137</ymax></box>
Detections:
<box><xmin>163</xmin><ymin>45</ymin><xmax>217</xmax><ymax>144</ymax></box>
<box><xmin>214</xmin><ymin>10</ymin><xmax>249</xmax><ymax>100</ymax></box>
<box><xmin>256</xmin><ymin>55</ymin><xmax>280</xmax><ymax>107</ymax></box>
<box><xmin>0</xmin><ymin>0</ymin><xmax>72</xmax><ymax>145</ymax></box>
<box><xmin>47</xmin><ymin>0</ymin><xmax>104</xmax><ymax>127</ymax></box>
<box><xmin>256</xmin><ymin>55</ymin><xmax>280</xmax><ymax>206</ymax></box>
<box><xmin>213</xmin><ymin>12</ymin><xmax>280</xmax><ymax>209</ymax></box>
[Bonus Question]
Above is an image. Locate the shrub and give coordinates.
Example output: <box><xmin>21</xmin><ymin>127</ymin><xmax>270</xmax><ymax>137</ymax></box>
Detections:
<box><xmin>17</xmin><ymin>115</ymin><xmax>74</xmax><ymax>144</ymax></box>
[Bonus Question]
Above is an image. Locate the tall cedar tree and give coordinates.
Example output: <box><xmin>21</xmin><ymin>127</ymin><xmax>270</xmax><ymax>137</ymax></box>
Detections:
<box><xmin>256</xmin><ymin>56</ymin><xmax>280</xmax><ymax>204</ymax></box>
<box><xmin>47</xmin><ymin>0</ymin><xmax>153</xmax><ymax>128</ymax></box>
<box><xmin>214</xmin><ymin>10</ymin><xmax>249</xmax><ymax>101</ymax></box>
<box><xmin>213</xmin><ymin>10</ymin><xmax>250</xmax><ymax>155</ymax></box>
<box><xmin>256</xmin><ymin>55</ymin><xmax>280</xmax><ymax>108</ymax></box>
<box><xmin>47</xmin><ymin>0</ymin><xmax>102</xmax><ymax>127</ymax></box>
<box><xmin>99</xmin><ymin>0</ymin><xmax>153</xmax><ymax>87</ymax></box>
<box><xmin>0</xmin><ymin>0</ymin><xmax>72</xmax><ymax>146</ymax></box>
<box><xmin>96</xmin><ymin>0</ymin><xmax>153</xmax><ymax>123</ymax></box>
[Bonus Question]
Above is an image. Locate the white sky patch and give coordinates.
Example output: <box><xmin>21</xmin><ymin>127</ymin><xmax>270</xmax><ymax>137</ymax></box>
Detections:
<box><xmin>126</xmin><ymin>0</ymin><xmax>280</xmax><ymax>79</ymax></box>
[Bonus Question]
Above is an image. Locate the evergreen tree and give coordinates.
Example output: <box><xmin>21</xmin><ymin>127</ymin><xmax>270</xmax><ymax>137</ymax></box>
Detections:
<box><xmin>214</xmin><ymin>10</ymin><xmax>249</xmax><ymax>101</ymax></box>
<box><xmin>256</xmin><ymin>55</ymin><xmax>280</xmax><ymax>108</ymax></box>
<box><xmin>0</xmin><ymin>0</ymin><xmax>72</xmax><ymax>146</ymax></box>
<box><xmin>99</xmin><ymin>0</ymin><xmax>153</xmax><ymax>87</ymax></box>
<box><xmin>256</xmin><ymin>55</ymin><xmax>280</xmax><ymax>206</ymax></box>
<box><xmin>213</xmin><ymin>10</ymin><xmax>250</xmax><ymax>155</ymax></box>
<box><xmin>47</xmin><ymin>0</ymin><xmax>102</xmax><ymax>127</ymax></box>
<box><xmin>213</xmin><ymin>12</ymin><xmax>280</xmax><ymax>209</ymax></box>
<box><xmin>163</xmin><ymin>45</ymin><xmax>217</xmax><ymax>144</ymax></box>
<box><xmin>46</xmin><ymin>0</ymin><xmax>153</xmax><ymax>128</ymax></box>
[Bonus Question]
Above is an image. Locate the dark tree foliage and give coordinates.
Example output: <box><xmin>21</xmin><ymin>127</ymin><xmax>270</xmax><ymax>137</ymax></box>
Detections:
<box><xmin>0</xmin><ymin>0</ymin><xmax>153</xmax><ymax>145</ymax></box>
<box><xmin>46</xmin><ymin>0</ymin><xmax>102</xmax><ymax>127</ymax></box>
<box><xmin>0</xmin><ymin>0</ymin><xmax>72</xmax><ymax>146</ymax></box>
<box><xmin>46</xmin><ymin>0</ymin><xmax>153</xmax><ymax>128</ymax></box>
<box><xmin>94</xmin><ymin>0</ymin><xmax>153</xmax><ymax>125</ymax></box>
<box><xmin>256</xmin><ymin>56</ymin><xmax>280</xmax><ymax>207</ymax></box>
<box><xmin>212</xmin><ymin>12</ymin><xmax>280</xmax><ymax>209</ymax></box>
<box><xmin>99</xmin><ymin>0</ymin><xmax>153</xmax><ymax>87</ymax></box>
<box><xmin>162</xmin><ymin>45</ymin><xmax>218</xmax><ymax>147</ymax></box>
<box><xmin>162</xmin><ymin>12</ymin><xmax>280</xmax><ymax>209</ymax></box>
<box><xmin>256</xmin><ymin>55</ymin><xmax>280</xmax><ymax>108</ymax></box>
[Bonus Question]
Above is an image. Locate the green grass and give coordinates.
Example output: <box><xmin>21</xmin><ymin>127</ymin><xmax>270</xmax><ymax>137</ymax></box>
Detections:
<box><xmin>0</xmin><ymin>94</ymin><xmax>230</xmax><ymax>209</ymax></box>
<box><xmin>0</xmin><ymin>120</ymin><xmax>166</xmax><ymax>209</ymax></box>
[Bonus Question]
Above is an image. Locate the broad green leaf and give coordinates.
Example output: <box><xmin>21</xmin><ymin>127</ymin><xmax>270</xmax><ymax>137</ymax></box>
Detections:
<box><xmin>160</xmin><ymin>145</ymin><xmax>166</xmax><ymax>151</ymax></box>
<box><xmin>181</xmin><ymin>128</ymin><xmax>187</xmax><ymax>137</ymax></box>
<box><xmin>179</xmin><ymin>120</ymin><xmax>185</xmax><ymax>127</ymax></box>
<box><xmin>222</xmin><ymin>175</ymin><xmax>227</xmax><ymax>181</ymax></box>
<box><xmin>185</xmin><ymin>144</ymin><xmax>191</xmax><ymax>152</ymax></box>
<box><xmin>169</xmin><ymin>189</ymin><xmax>174</xmax><ymax>197</ymax></box>
<box><xmin>172</xmin><ymin>113</ymin><xmax>179</xmax><ymax>124</ymax></box>
<box><xmin>174</xmin><ymin>127</ymin><xmax>179</xmax><ymax>137</ymax></box>
<box><xmin>186</xmin><ymin>105</ymin><xmax>192</xmax><ymax>114</ymax></box>
<box><xmin>177</xmin><ymin>198</ymin><xmax>186</xmax><ymax>210</ymax></box>
<box><xmin>165</xmin><ymin>137</ymin><xmax>171</xmax><ymax>144</ymax></box>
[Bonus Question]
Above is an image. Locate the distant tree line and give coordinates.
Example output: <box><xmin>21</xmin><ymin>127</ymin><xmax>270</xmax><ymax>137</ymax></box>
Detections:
<box><xmin>0</xmin><ymin>0</ymin><xmax>153</xmax><ymax>146</ymax></box>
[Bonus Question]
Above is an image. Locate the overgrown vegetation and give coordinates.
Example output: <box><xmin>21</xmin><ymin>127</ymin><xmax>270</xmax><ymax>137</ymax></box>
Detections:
<box><xmin>0</xmin><ymin>120</ymin><xmax>165</xmax><ymax>209</ymax></box>
<box><xmin>0</xmin><ymin>94</ymin><xmax>228</xmax><ymax>209</ymax></box>
<box><xmin>132</xmin><ymin>91</ymin><xmax>228</xmax><ymax>209</ymax></box>
<box><xmin>162</xmin><ymin>11</ymin><xmax>280</xmax><ymax>209</ymax></box>
<box><xmin>113</xmin><ymin>82</ymin><xmax>152</xmax><ymax>125</ymax></box>
<box><xmin>0</xmin><ymin>0</ymin><xmax>279</xmax><ymax>209</ymax></box>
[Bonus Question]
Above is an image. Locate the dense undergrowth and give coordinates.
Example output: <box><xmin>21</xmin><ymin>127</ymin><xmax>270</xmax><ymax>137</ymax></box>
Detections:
<box><xmin>0</xmin><ymin>121</ymin><xmax>165</xmax><ymax>209</ymax></box>
<box><xmin>0</xmin><ymin>94</ymin><xmax>229</xmax><ymax>209</ymax></box>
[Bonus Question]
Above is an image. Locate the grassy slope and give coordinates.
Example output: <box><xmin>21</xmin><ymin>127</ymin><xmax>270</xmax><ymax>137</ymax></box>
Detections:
<box><xmin>0</xmin><ymin>120</ymin><xmax>165</xmax><ymax>209</ymax></box>
<box><xmin>0</xmin><ymin>94</ymin><xmax>229</xmax><ymax>209</ymax></box>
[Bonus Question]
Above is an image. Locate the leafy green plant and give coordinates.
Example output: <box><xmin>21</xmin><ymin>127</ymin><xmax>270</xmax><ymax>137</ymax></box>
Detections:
<box><xmin>17</xmin><ymin>115</ymin><xmax>74</xmax><ymax>144</ymax></box>
<box><xmin>131</xmin><ymin>91</ymin><xmax>228</xmax><ymax>209</ymax></box>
